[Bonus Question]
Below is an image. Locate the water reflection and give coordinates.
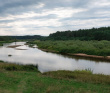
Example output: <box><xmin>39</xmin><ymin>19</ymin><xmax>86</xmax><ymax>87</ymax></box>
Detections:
<box><xmin>0</xmin><ymin>42</ymin><xmax>110</xmax><ymax>75</ymax></box>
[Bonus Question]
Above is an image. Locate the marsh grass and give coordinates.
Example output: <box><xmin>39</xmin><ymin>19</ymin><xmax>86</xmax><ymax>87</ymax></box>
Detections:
<box><xmin>0</xmin><ymin>41</ymin><xmax>13</xmax><ymax>46</ymax></box>
<box><xmin>0</xmin><ymin>42</ymin><xmax>3</xmax><ymax>46</ymax></box>
<box><xmin>0</xmin><ymin>62</ymin><xmax>38</xmax><ymax>72</ymax></box>
<box><xmin>31</xmin><ymin>40</ymin><xmax>110</xmax><ymax>56</ymax></box>
<box><xmin>0</xmin><ymin>43</ymin><xmax>3</xmax><ymax>46</ymax></box>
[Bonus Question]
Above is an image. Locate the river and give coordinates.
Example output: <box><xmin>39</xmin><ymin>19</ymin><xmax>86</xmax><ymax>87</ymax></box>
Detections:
<box><xmin>0</xmin><ymin>42</ymin><xmax>110</xmax><ymax>75</ymax></box>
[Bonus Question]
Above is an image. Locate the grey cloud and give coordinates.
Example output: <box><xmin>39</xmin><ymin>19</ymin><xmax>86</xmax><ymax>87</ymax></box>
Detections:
<box><xmin>0</xmin><ymin>20</ymin><xmax>15</xmax><ymax>23</ymax></box>
<box><xmin>0</xmin><ymin>0</ymin><xmax>92</xmax><ymax>16</ymax></box>
<box><xmin>32</xmin><ymin>14</ymin><xmax>58</xmax><ymax>20</ymax></box>
<box><xmin>0</xmin><ymin>0</ymin><xmax>42</xmax><ymax>15</ymax></box>
<box><xmin>0</xmin><ymin>0</ymin><xmax>110</xmax><ymax>35</ymax></box>
<box><xmin>43</xmin><ymin>0</ymin><xmax>91</xmax><ymax>9</ymax></box>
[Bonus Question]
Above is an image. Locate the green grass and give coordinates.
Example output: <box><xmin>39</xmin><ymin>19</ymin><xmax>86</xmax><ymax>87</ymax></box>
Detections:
<box><xmin>0</xmin><ymin>42</ymin><xmax>3</xmax><ymax>46</ymax></box>
<box><xmin>0</xmin><ymin>61</ymin><xmax>110</xmax><ymax>93</ymax></box>
<box><xmin>29</xmin><ymin>40</ymin><xmax>110</xmax><ymax>56</ymax></box>
<box><xmin>0</xmin><ymin>60</ymin><xmax>4</xmax><ymax>63</ymax></box>
<box><xmin>1</xmin><ymin>71</ymin><xmax>110</xmax><ymax>93</ymax></box>
<box><xmin>0</xmin><ymin>41</ymin><xmax>13</xmax><ymax>46</ymax></box>
<box><xmin>43</xmin><ymin>70</ymin><xmax>110</xmax><ymax>84</ymax></box>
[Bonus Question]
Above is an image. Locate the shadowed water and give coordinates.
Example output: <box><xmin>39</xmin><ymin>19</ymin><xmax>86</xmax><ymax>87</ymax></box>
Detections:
<box><xmin>0</xmin><ymin>42</ymin><xmax>110</xmax><ymax>75</ymax></box>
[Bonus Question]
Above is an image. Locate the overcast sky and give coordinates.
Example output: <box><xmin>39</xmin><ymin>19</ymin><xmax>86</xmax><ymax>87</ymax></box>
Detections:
<box><xmin>0</xmin><ymin>0</ymin><xmax>110</xmax><ymax>36</ymax></box>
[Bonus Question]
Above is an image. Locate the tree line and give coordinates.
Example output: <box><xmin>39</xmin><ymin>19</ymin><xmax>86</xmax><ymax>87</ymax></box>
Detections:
<box><xmin>0</xmin><ymin>26</ymin><xmax>110</xmax><ymax>41</ymax></box>
<box><xmin>0</xmin><ymin>35</ymin><xmax>46</xmax><ymax>41</ymax></box>
<box><xmin>0</xmin><ymin>36</ymin><xmax>12</xmax><ymax>41</ymax></box>
<box><xmin>48</xmin><ymin>27</ymin><xmax>110</xmax><ymax>40</ymax></box>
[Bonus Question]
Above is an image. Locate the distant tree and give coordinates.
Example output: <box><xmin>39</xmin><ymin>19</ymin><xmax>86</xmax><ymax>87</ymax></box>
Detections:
<box><xmin>48</xmin><ymin>26</ymin><xmax>110</xmax><ymax>41</ymax></box>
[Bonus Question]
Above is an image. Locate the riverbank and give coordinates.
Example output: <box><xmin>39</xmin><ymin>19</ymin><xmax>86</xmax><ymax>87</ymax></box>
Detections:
<box><xmin>0</xmin><ymin>61</ymin><xmax>110</xmax><ymax>93</ymax></box>
<box><xmin>0</xmin><ymin>41</ymin><xmax>6</xmax><ymax>46</ymax></box>
<box><xmin>39</xmin><ymin>48</ymin><xmax>110</xmax><ymax>61</ymax></box>
<box><xmin>28</xmin><ymin>40</ymin><xmax>110</xmax><ymax>61</ymax></box>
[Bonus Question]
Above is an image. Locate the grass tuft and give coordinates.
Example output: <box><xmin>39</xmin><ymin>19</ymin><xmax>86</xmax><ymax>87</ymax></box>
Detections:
<box><xmin>0</xmin><ymin>61</ymin><xmax>39</xmax><ymax>72</ymax></box>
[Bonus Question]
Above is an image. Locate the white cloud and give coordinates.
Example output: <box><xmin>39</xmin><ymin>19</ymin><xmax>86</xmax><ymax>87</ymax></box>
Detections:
<box><xmin>43</xmin><ymin>7</ymin><xmax>87</xmax><ymax>18</ymax></box>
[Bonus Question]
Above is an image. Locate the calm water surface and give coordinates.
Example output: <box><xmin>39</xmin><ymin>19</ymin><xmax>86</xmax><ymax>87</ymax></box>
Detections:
<box><xmin>0</xmin><ymin>42</ymin><xmax>110</xmax><ymax>75</ymax></box>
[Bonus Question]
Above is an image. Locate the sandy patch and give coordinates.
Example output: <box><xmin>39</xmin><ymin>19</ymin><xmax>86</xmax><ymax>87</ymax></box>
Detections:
<box><xmin>15</xmin><ymin>48</ymin><xmax>27</xmax><ymax>50</ymax></box>
<box><xmin>7</xmin><ymin>45</ymin><xmax>22</xmax><ymax>48</ymax></box>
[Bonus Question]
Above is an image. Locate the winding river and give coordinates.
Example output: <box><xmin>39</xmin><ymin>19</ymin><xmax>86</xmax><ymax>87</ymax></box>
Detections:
<box><xmin>0</xmin><ymin>42</ymin><xmax>110</xmax><ymax>75</ymax></box>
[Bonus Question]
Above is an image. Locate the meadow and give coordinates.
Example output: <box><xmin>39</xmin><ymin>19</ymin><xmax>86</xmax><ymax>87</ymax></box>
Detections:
<box><xmin>0</xmin><ymin>61</ymin><xmax>110</xmax><ymax>93</ymax></box>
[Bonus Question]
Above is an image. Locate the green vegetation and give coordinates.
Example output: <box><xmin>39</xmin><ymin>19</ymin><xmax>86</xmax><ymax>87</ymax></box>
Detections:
<box><xmin>0</xmin><ymin>36</ymin><xmax>12</xmax><ymax>41</ymax></box>
<box><xmin>11</xmin><ymin>35</ymin><xmax>46</xmax><ymax>41</ymax></box>
<box><xmin>0</xmin><ymin>41</ymin><xmax>5</xmax><ymax>46</ymax></box>
<box><xmin>0</xmin><ymin>37</ymin><xmax>13</xmax><ymax>46</ymax></box>
<box><xmin>43</xmin><ymin>70</ymin><xmax>110</xmax><ymax>84</ymax></box>
<box><xmin>0</xmin><ymin>61</ymin><xmax>110</xmax><ymax>93</ymax></box>
<box><xmin>0</xmin><ymin>26</ymin><xmax>110</xmax><ymax>92</ymax></box>
<box><xmin>29</xmin><ymin>40</ymin><xmax>110</xmax><ymax>56</ymax></box>
<box><xmin>0</xmin><ymin>43</ymin><xmax>3</xmax><ymax>46</ymax></box>
<box><xmin>0</xmin><ymin>62</ymin><xmax>38</xmax><ymax>71</ymax></box>
<box><xmin>48</xmin><ymin>27</ymin><xmax>110</xmax><ymax>40</ymax></box>
<box><xmin>0</xmin><ymin>60</ymin><xmax>4</xmax><ymax>63</ymax></box>
<box><xmin>1</xmin><ymin>27</ymin><xmax>110</xmax><ymax>41</ymax></box>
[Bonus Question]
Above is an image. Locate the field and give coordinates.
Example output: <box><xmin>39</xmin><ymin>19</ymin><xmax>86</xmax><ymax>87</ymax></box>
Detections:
<box><xmin>0</xmin><ymin>61</ymin><xmax>110</xmax><ymax>93</ymax></box>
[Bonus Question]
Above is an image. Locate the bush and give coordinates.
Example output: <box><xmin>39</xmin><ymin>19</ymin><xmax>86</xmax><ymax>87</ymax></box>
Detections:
<box><xmin>30</xmin><ymin>40</ymin><xmax>110</xmax><ymax>56</ymax></box>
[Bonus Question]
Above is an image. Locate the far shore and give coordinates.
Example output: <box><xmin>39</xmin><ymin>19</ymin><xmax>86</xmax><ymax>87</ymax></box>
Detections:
<box><xmin>69</xmin><ymin>53</ymin><xmax>110</xmax><ymax>60</ymax></box>
<box><xmin>39</xmin><ymin>48</ymin><xmax>110</xmax><ymax>61</ymax></box>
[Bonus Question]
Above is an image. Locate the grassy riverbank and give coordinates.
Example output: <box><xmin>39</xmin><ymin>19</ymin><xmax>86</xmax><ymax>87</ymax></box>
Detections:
<box><xmin>28</xmin><ymin>40</ymin><xmax>110</xmax><ymax>56</ymax></box>
<box><xmin>0</xmin><ymin>61</ymin><xmax>110</xmax><ymax>93</ymax></box>
<box><xmin>0</xmin><ymin>41</ymin><xmax>5</xmax><ymax>46</ymax></box>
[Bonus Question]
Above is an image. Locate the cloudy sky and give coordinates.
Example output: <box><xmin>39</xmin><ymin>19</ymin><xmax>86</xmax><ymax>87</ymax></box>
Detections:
<box><xmin>0</xmin><ymin>0</ymin><xmax>110</xmax><ymax>36</ymax></box>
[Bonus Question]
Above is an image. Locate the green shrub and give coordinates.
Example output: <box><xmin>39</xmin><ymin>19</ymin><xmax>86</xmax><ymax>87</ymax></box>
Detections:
<box><xmin>29</xmin><ymin>40</ymin><xmax>110</xmax><ymax>56</ymax></box>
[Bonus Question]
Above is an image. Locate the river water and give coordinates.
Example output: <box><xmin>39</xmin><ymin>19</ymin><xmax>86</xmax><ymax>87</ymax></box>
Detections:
<box><xmin>0</xmin><ymin>42</ymin><xmax>110</xmax><ymax>75</ymax></box>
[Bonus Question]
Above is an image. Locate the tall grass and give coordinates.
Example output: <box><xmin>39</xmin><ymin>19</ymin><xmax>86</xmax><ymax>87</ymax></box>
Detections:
<box><xmin>0</xmin><ymin>41</ymin><xmax>3</xmax><ymax>46</ymax></box>
<box><xmin>31</xmin><ymin>40</ymin><xmax>110</xmax><ymax>56</ymax></box>
<box><xmin>43</xmin><ymin>70</ymin><xmax>110</xmax><ymax>84</ymax></box>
